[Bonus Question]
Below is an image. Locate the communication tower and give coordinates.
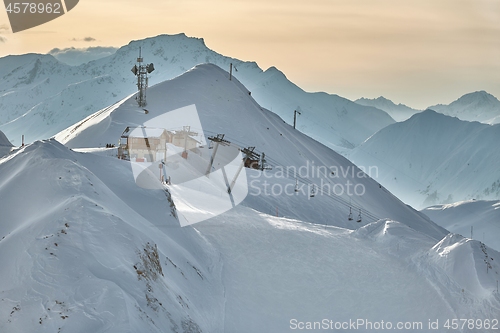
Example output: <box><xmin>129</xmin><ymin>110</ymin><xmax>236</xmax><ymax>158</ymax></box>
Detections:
<box><xmin>131</xmin><ymin>47</ymin><xmax>155</xmax><ymax>107</ymax></box>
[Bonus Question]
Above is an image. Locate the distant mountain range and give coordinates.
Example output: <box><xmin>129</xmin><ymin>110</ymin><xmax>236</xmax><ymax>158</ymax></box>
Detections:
<box><xmin>349</xmin><ymin>109</ymin><xmax>500</xmax><ymax>209</ymax></box>
<box><xmin>0</xmin><ymin>34</ymin><xmax>393</xmax><ymax>150</ymax></box>
<box><xmin>356</xmin><ymin>91</ymin><xmax>500</xmax><ymax>124</ymax></box>
<box><xmin>428</xmin><ymin>90</ymin><xmax>500</xmax><ymax>124</ymax></box>
<box><xmin>355</xmin><ymin>96</ymin><xmax>421</xmax><ymax>122</ymax></box>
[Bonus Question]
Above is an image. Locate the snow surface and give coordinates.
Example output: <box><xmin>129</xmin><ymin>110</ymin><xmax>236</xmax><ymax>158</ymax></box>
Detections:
<box><xmin>349</xmin><ymin>110</ymin><xmax>500</xmax><ymax>209</ymax></box>
<box><xmin>55</xmin><ymin>63</ymin><xmax>446</xmax><ymax>239</ymax></box>
<box><xmin>0</xmin><ymin>140</ymin><xmax>225</xmax><ymax>333</ymax></box>
<box><xmin>355</xmin><ymin>96</ymin><xmax>421</xmax><ymax>122</ymax></box>
<box><xmin>1</xmin><ymin>63</ymin><xmax>499</xmax><ymax>332</ymax></box>
<box><xmin>0</xmin><ymin>34</ymin><xmax>394</xmax><ymax>150</ymax></box>
<box><xmin>1</xmin><ymin>139</ymin><xmax>499</xmax><ymax>332</ymax></box>
<box><xmin>429</xmin><ymin>91</ymin><xmax>500</xmax><ymax>125</ymax></box>
<box><xmin>422</xmin><ymin>200</ymin><xmax>500</xmax><ymax>252</ymax></box>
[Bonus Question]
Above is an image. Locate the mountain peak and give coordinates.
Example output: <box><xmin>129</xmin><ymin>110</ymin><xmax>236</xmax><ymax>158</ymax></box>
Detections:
<box><xmin>0</xmin><ymin>130</ymin><xmax>13</xmax><ymax>147</ymax></box>
<box><xmin>355</xmin><ymin>96</ymin><xmax>420</xmax><ymax>122</ymax></box>
<box><xmin>455</xmin><ymin>90</ymin><xmax>499</xmax><ymax>105</ymax></box>
<box><xmin>427</xmin><ymin>90</ymin><xmax>500</xmax><ymax>124</ymax></box>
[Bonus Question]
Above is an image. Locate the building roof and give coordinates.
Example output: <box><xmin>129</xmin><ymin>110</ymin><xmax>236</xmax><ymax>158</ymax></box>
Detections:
<box><xmin>121</xmin><ymin>127</ymin><xmax>167</xmax><ymax>139</ymax></box>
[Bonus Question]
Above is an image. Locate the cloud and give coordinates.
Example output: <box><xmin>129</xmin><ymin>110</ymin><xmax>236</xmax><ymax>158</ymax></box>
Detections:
<box><xmin>0</xmin><ymin>24</ymin><xmax>9</xmax><ymax>33</ymax></box>
<box><xmin>0</xmin><ymin>36</ymin><xmax>6</xmax><ymax>43</ymax></box>
<box><xmin>71</xmin><ymin>37</ymin><xmax>96</xmax><ymax>42</ymax></box>
<box><xmin>48</xmin><ymin>46</ymin><xmax>118</xmax><ymax>66</ymax></box>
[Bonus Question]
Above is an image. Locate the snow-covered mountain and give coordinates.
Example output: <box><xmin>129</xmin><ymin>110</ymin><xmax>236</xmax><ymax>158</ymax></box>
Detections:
<box><xmin>428</xmin><ymin>91</ymin><xmax>500</xmax><ymax>125</ymax></box>
<box><xmin>0</xmin><ymin>33</ymin><xmax>394</xmax><ymax>150</ymax></box>
<box><xmin>56</xmin><ymin>64</ymin><xmax>444</xmax><ymax>236</ymax></box>
<box><xmin>0</xmin><ymin>130</ymin><xmax>13</xmax><ymax>158</ymax></box>
<box><xmin>422</xmin><ymin>200</ymin><xmax>500</xmax><ymax>252</ymax></box>
<box><xmin>355</xmin><ymin>96</ymin><xmax>421</xmax><ymax>122</ymax></box>
<box><xmin>349</xmin><ymin>110</ymin><xmax>500</xmax><ymax>209</ymax></box>
<box><xmin>2</xmin><ymin>63</ymin><xmax>499</xmax><ymax>332</ymax></box>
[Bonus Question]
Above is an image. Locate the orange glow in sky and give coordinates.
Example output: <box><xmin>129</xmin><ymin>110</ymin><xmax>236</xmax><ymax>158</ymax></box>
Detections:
<box><xmin>0</xmin><ymin>0</ymin><xmax>499</xmax><ymax>108</ymax></box>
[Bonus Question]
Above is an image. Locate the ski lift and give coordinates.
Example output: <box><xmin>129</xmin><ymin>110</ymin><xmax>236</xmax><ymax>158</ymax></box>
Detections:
<box><xmin>310</xmin><ymin>185</ymin><xmax>316</xmax><ymax>198</ymax></box>
<box><xmin>357</xmin><ymin>209</ymin><xmax>362</xmax><ymax>223</ymax></box>
<box><xmin>294</xmin><ymin>179</ymin><xmax>299</xmax><ymax>192</ymax></box>
<box><xmin>348</xmin><ymin>207</ymin><xmax>353</xmax><ymax>221</ymax></box>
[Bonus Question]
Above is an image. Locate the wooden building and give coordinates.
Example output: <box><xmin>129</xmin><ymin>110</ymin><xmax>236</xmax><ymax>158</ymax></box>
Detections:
<box><xmin>118</xmin><ymin>126</ymin><xmax>201</xmax><ymax>162</ymax></box>
<box><xmin>118</xmin><ymin>127</ymin><xmax>169</xmax><ymax>162</ymax></box>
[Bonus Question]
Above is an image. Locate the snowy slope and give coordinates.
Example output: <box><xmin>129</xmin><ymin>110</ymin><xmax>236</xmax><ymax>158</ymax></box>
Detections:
<box><xmin>0</xmin><ymin>140</ymin><xmax>225</xmax><ymax>333</ymax></box>
<box><xmin>422</xmin><ymin>200</ymin><xmax>500</xmax><ymax>252</ymax></box>
<box><xmin>349</xmin><ymin>110</ymin><xmax>500</xmax><ymax>209</ymax></box>
<box><xmin>2</xmin><ymin>142</ymin><xmax>499</xmax><ymax>332</ymax></box>
<box><xmin>355</xmin><ymin>96</ymin><xmax>421</xmax><ymax>122</ymax></box>
<box><xmin>56</xmin><ymin>63</ymin><xmax>446</xmax><ymax>239</ymax></box>
<box><xmin>428</xmin><ymin>91</ymin><xmax>500</xmax><ymax>125</ymax></box>
<box><xmin>2</xmin><ymin>65</ymin><xmax>500</xmax><ymax>332</ymax></box>
<box><xmin>198</xmin><ymin>209</ymin><xmax>500</xmax><ymax>332</ymax></box>
<box><xmin>0</xmin><ymin>34</ymin><xmax>394</xmax><ymax>149</ymax></box>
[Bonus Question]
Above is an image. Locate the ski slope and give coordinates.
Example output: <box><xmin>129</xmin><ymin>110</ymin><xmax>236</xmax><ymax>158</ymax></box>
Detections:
<box><xmin>0</xmin><ymin>34</ymin><xmax>394</xmax><ymax>150</ymax></box>
<box><xmin>1</xmin><ymin>140</ymin><xmax>499</xmax><ymax>332</ymax></box>
<box><xmin>198</xmin><ymin>208</ymin><xmax>500</xmax><ymax>332</ymax></box>
<box><xmin>422</xmin><ymin>200</ymin><xmax>500</xmax><ymax>252</ymax></box>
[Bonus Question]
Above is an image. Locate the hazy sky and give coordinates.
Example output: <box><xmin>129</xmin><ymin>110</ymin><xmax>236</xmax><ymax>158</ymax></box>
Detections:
<box><xmin>0</xmin><ymin>0</ymin><xmax>499</xmax><ymax>109</ymax></box>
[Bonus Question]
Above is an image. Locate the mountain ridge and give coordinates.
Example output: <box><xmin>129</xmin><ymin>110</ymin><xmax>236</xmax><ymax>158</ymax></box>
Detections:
<box><xmin>1</xmin><ymin>61</ymin><xmax>499</xmax><ymax>332</ymax></box>
<box><xmin>349</xmin><ymin>109</ymin><xmax>500</xmax><ymax>209</ymax></box>
<box><xmin>0</xmin><ymin>33</ymin><xmax>394</xmax><ymax>149</ymax></box>
<box><xmin>355</xmin><ymin>96</ymin><xmax>421</xmax><ymax>121</ymax></box>
<box><xmin>428</xmin><ymin>90</ymin><xmax>500</xmax><ymax>124</ymax></box>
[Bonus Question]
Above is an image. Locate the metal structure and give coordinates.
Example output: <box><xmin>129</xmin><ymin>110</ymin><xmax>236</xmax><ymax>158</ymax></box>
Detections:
<box><xmin>180</xmin><ymin>126</ymin><xmax>199</xmax><ymax>159</ymax></box>
<box><xmin>131</xmin><ymin>47</ymin><xmax>155</xmax><ymax>107</ymax></box>
<box><xmin>206</xmin><ymin>134</ymin><xmax>231</xmax><ymax>176</ymax></box>
<box><xmin>260</xmin><ymin>152</ymin><xmax>272</xmax><ymax>171</ymax></box>
<box><xmin>293</xmin><ymin>110</ymin><xmax>301</xmax><ymax>129</ymax></box>
<box><xmin>229</xmin><ymin>63</ymin><xmax>238</xmax><ymax>81</ymax></box>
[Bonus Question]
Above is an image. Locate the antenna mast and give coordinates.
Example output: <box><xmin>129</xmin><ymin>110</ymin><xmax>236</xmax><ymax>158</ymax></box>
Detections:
<box><xmin>131</xmin><ymin>47</ymin><xmax>155</xmax><ymax>107</ymax></box>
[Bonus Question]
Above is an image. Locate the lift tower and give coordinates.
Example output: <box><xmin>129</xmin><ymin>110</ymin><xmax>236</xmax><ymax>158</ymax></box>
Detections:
<box><xmin>131</xmin><ymin>47</ymin><xmax>155</xmax><ymax>107</ymax></box>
